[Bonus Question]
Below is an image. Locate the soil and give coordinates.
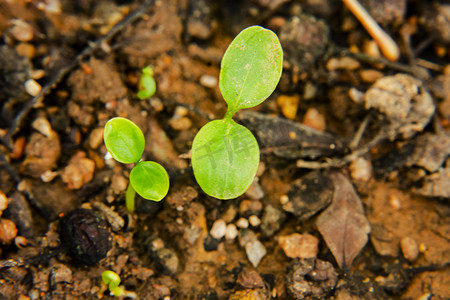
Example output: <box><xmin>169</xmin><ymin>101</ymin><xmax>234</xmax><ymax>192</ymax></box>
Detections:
<box><xmin>0</xmin><ymin>0</ymin><xmax>449</xmax><ymax>299</ymax></box>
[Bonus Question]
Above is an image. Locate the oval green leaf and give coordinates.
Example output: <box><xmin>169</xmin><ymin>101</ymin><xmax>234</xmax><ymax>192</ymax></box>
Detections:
<box><xmin>220</xmin><ymin>25</ymin><xmax>283</xmax><ymax>116</ymax></box>
<box><xmin>191</xmin><ymin>119</ymin><xmax>259</xmax><ymax>199</ymax></box>
<box><xmin>104</xmin><ymin>117</ymin><xmax>145</xmax><ymax>164</ymax></box>
<box><xmin>130</xmin><ymin>161</ymin><xmax>169</xmax><ymax>201</ymax></box>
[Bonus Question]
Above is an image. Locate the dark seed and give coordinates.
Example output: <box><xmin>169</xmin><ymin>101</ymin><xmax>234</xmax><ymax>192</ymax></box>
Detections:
<box><xmin>61</xmin><ymin>208</ymin><xmax>112</xmax><ymax>266</ymax></box>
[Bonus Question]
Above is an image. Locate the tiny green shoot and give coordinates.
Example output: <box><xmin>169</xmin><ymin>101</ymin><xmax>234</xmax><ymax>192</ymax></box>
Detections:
<box><xmin>102</xmin><ymin>270</ymin><xmax>123</xmax><ymax>297</ymax></box>
<box><xmin>104</xmin><ymin>117</ymin><xmax>169</xmax><ymax>210</ymax></box>
<box><xmin>191</xmin><ymin>26</ymin><xmax>283</xmax><ymax>199</ymax></box>
<box><xmin>101</xmin><ymin>270</ymin><xmax>137</xmax><ymax>299</ymax></box>
<box><xmin>137</xmin><ymin>66</ymin><xmax>156</xmax><ymax>99</ymax></box>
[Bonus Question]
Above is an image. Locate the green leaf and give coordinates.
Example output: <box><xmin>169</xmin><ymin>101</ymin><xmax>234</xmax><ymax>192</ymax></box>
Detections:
<box><xmin>104</xmin><ymin>117</ymin><xmax>145</xmax><ymax>164</ymax></box>
<box><xmin>220</xmin><ymin>25</ymin><xmax>283</xmax><ymax>116</ymax></box>
<box><xmin>130</xmin><ymin>161</ymin><xmax>170</xmax><ymax>201</ymax></box>
<box><xmin>191</xmin><ymin>119</ymin><xmax>259</xmax><ymax>199</ymax></box>
<box><xmin>137</xmin><ymin>67</ymin><xmax>156</xmax><ymax>99</ymax></box>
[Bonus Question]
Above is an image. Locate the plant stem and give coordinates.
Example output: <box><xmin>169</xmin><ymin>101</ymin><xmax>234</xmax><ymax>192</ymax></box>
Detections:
<box><xmin>125</xmin><ymin>183</ymin><xmax>136</xmax><ymax>213</ymax></box>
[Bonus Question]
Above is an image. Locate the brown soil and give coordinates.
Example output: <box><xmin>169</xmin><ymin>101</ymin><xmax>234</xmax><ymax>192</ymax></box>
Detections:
<box><xmin>0</xmin><ymin>0</ymin><xmax>449</xmax><ymax>299</ymax></box>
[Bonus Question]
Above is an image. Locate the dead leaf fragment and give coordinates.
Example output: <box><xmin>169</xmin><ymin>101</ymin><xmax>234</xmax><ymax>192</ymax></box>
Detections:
<box><xmin>316</xmin><ymin>170</ymin><xmax>371</xmax><ymax>269</ymax></box>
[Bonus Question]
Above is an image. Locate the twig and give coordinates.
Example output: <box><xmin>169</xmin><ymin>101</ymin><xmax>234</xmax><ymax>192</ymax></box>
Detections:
<box><xmin>342</xmin><ymin>0</ymin><xmax>400</xmax><ymax>61</ymax></box>
<box><xmin>296</xmin><ymin>130</ymin><xmax>388</xmax><ymax>169</ymax></box>
<box><xmin>0</xmin><ymin>148</ymin><xmax>21</xmax><ymax>183</ymax></box>
<box><xmin>349</xmin><ymin>113</ymin><xmax>372</xmax><ymax>150</ymax></box>
<box><xmin>3</xmin><ymin>0</ymin><xmax>156</xmax><ymax>149</ymax></box>
<box><xmin>332</xmin><ymin>47</ymin><xmax>430</xmax><ymax>80</ymax></box>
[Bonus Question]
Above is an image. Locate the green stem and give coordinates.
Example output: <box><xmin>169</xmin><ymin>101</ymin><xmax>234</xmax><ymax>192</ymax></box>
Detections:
<box><xmin>224</xmin><ymin>108</ymin><xmax>238</xmax><ymax>119</ymax></box>
<box><xmin>125</xmin><ymin>183</ymin><xmax>136</xmax><ymax>213</ymax></box>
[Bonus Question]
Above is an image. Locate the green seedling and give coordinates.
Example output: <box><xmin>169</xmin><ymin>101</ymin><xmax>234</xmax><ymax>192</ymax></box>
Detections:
<box><xmin>191</xmin><ymin>26</ymin><xmax>283</xmax><ymax>199</ymax></box>
<box><xmin>101</xmin><ymin>270</ymin><xmax>137</xmax><ymax>299</ymax></box>
<box><xmin>104</xmin><ymin>117</ymin><xmax>169</xmax><ymax>210</ymax></box>
<box><xmin>137</xmin><ymin>66</ymin><xmax>156</xmax><ymax>99</ymax></box>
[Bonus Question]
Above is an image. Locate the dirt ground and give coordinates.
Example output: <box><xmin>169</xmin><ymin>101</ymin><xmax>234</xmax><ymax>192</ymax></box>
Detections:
<box><xmin>0</xmin><ymin>0</ymin><xmax>449</xmax><ymax>299</ymax></box>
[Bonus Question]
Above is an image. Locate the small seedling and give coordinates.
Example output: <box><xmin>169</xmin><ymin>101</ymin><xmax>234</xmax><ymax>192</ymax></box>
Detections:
<box><xmin>191</xmin><ymin>26</ymin><xmax>283</xmax><ymax>199</ymax></box>
<box><xmin>104</xmin><ymin>117</ymin><xmax>169</xmax><ymax>210</ymax></box>
<box><xmin>137</xmin><ymin>66</ymin><xmax>156</xmax><ymax>99</ymax></box>
<box><xmin>101</xmin><ymin>270</ymin><xmax>137</xmax><ymax>299</ymax></box>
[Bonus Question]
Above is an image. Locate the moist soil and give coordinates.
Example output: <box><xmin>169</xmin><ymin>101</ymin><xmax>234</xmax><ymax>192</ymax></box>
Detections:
<box><xmin>0</xmin><ymin>0</ymin><xmax>449</xmax><ymax>299</ymax></box>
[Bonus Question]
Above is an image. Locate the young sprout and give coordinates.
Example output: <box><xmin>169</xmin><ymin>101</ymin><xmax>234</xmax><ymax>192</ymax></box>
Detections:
<box><xmin>191</xmin><ymin>26</ymin><xmax>283</xmax><ymax>199</ymax></box>
<box><xmin>342</xmin><ymin>0</ymin><xmax>400</xmax><ymax>61</ymax></box>
<box><xmin>101</xmin><ymin>270</ymin><xmax>137</xmax><ymax>299</ymax></box>
<box><xmin>104</xmin><ymin>117</ymin><xmax>170</xmax><ymax>212</ymax></box>
<box><xmin>137</xmin><ymin>66</ymin><xmax>156</xmax><ymax>99</ymax></box>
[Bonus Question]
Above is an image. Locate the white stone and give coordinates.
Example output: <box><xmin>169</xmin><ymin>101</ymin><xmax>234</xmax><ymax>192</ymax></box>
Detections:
<box><xmin>25</xmin><ymin>79</ymin><xmax>41</xmax><ymax>97</ymax></box>
<box><xmin>249</xmin><ymin>215</ymin><xmax>261</xmax><ymax>227</ymax></box>
<box><xmin>199</xmin><ymin>75</ymin><xmax>217</xmax><ymax>88</ymax></box>
<box><xmin>210</xmin><ymin>219</ymin><xmax>226</xmax><ymax>239</ymax></box>
<box><xmin>245</xmin><ymin>240</ymin><xmax>266</xmax><ymax>267</ymax></box>
<box><xmin>236</xmin><ymin>218</ymin><xmax>249</xmax><ymax>229</ymax></box>
<box><xmin>225</xmin><ymin>224</ymin><xmax>238</xmax><ymax>240</ymax></box>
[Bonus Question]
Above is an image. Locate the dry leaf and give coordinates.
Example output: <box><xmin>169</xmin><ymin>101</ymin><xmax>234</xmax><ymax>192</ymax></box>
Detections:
<box><xmin>316</xmin><ymin>170</ymin><xmax>371</xmax><ymax>270</ymax></box>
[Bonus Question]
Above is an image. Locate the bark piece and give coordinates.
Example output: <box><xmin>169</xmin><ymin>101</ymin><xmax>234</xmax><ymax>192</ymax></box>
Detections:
<box><xmin>238</xmin><ymin>110</ymin><xmax>345</xmax><ymax>159</ymax></box>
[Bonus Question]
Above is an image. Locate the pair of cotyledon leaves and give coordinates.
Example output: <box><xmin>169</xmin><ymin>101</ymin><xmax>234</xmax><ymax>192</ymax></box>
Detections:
<box><xmin>104</xmin><ymin>26</ymin><xmax>283</xmax><ymax>201</ymax></box>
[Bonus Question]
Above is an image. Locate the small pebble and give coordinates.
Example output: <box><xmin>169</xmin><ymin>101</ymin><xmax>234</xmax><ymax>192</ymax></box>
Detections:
<box><xmin>349</xmin><ymin>157</ymin><xmax>373</xmax><ymax>182</ymax></box>
<box><xmin>88</xmin><ymin>128</ymin><xmax>104</xmax><ymax>149</ymax></box>
<box><xmin>277</xmin><ymin>95</ymin><xmax>300</xmax><ymax>120</ymax></box>
<box><xmin>225</xmin><ymin>224</ymin><xmax>238</xmax><ymax>240</ymax></box>
<box><xmin>110</xmin><ymin>174</ymin><xmax>128</xmax><ymax>194</ymax></box>
<box><xmin>150</xmin><ymin>98</ymin><xmax>164</xmax><ymax>112</ymax></box>
<box><xmin>278</xmin><ymin>233</ymin><xmax>319</xmax><ymax>259</ymax></box>
<box><xmin>25</xmin><ymin>79</ymin><xmax>41</xmax><ymax>97</ymax></box>
<box><xmin>151</xmin><ymin>238</ymin><xmax>165</xmax><ymax>251</ymax></box>
<box><xmin>239</xmin><ymin>200</ymin><xmax>263</xmax><ymax>216</ymax></box>
<box><xmin>362</xmin><ymin>40</ymin><xmax>381</xmax><ymax>58</ymax></box>
<box><xmin>210</xmin><ymin>219</ymin><xmax>227</xmax><ymax>239</ymax></box>
<box><xmin>0</xmin><ymin>191</ymin><xmax>7</xmax><ymax>214</ymax></box>
<box><xmin>249</xmin><ymin>215</ymin><xmax>261</xmax><ymax>227</ymax></box>
<box><xmin>389</xmin><ymin>194</ymin><xmax>401</xmax><ymax>210</ymax></box>
<box><xmin>16</xmin><ymin>43</ymin><xmax>35</xmax><ymax>58</ymax></box>
<box><xmin>245</xmin><ymin>239</ymin><xmax>267</xmax><ymax>267</ymax></box>
<box><xmin>303</xmin><ymin>107</ymin><xmax>326</xmax><ymax>131</ymax></box>
<box><xmin>222</xmin><ymin>205</ymin><xmax>237</xmax><ymax>223</ymax></box>
<box><xmin>32</xmin><ymin>117</ymin><xmax>53</xmax><ymax>137</ymax></box>
<box><xmin>9</xmin><ymin>19</ymin><xmax>34</xmax><ymax>42</ymax></box>
<box><xmin>40</xmin><ymin>170</ymin><xmax>58</xmax><ymax>183</ymax></box>
<box><xmin>169</xmin><ymin>117</ymin><xmax>192</xmax><ymax>130</ymax></box>
<box><xmin>326</xmin><ymin>57</ymin><xmax>360</xmax><ymax>71</ymax></box>
<box><xmin>256</xmin><ymin>162</ymin><xmax>266</xmax><ymax>177</ymax></box>
<box><xmin>359</xmin><ymin>69</ymin><xmax>384</xmax><ymax>83</ymax></box>
<box><xmin>50</xmin><ymin>263</ymin><xmax>73</xmax><ymax>285</ymax></box>
<box><xmin>280</xmin><ymin>195</ymin><xmax>289</xmax><ymax>205</ymax></box>
<box><xmin>349</xmin><ymin>87</ymin><xmax>365</xmax><ymax>104</ymax></box>
<box><xmin>60</xmin><ymin>152</ymin><xmax>96</xmax><ymax>190</ymax></box>
<box><xmin>245</xmin><ymin>179</ymin><xmax>264</xmax><ymax>200</ymax></box>
<box><xmin>10</xmin><ymin>136</ymin><xmax>26</xmax><ymax>160</ymax></box>
<box><xmin>236</xmin><ymin>218</ymin><xmax>249</xmax><ymax>229</ymax></box>
<box><xmin>400</xmin><ymin>236</ymin><xmax>419</xmax><ymax>262</ymax></box>
<box><xmin>31</xmin><ymin>69</ymin><xmax>46</xmax><ymax>80</ymax></box>
<box><xmin>0</xmin><ymin>218</ymin><xmax>18</xmax><ymax>244</ymax></box>
<box><xmin>173</xmin><ymin>106</ymin><xmax>188</xmax><ymax>117</ymax></box>
<box><xmin>260</xmin><ymin>205</ymin><xmax>285</xmax><ymax>237</ymax></box>
<box><xmin>237</xmin><ymin>268</ymin><xmax>265</xmax><ymax>289</ymax></box>
<box><xmin>200</xmin><ymin>75</ymin><xmax>218</xmax><ymax>88</ymax></box>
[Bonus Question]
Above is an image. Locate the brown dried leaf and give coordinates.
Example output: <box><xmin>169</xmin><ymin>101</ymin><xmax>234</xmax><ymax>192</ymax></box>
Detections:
<box><xmin>316</xmin><ymin>170</ymin><xmax>371</xmax><ymax>270</ymax></box>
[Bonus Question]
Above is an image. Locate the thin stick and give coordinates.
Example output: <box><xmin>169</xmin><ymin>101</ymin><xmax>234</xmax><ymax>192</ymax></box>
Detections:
<box><xmin>296</xmin><ymin>130</ymin><xmax>388</xmax><ymax>169</ymax></box>
<box><xmin>3</xmin><ymin>0</ymin><xmax>156</xmax><ymax>149</ymax></box>
<box><xmin>342</xmin><ymin>0</ymin><xmax>400</xmax><ymax>61</ymax></box>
